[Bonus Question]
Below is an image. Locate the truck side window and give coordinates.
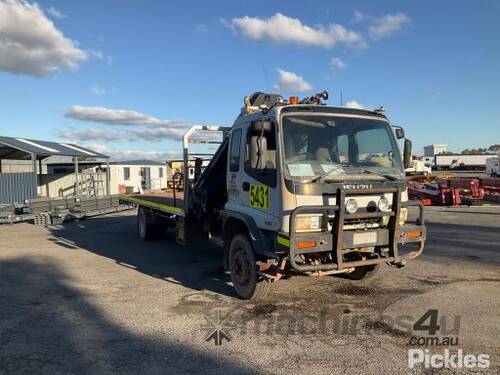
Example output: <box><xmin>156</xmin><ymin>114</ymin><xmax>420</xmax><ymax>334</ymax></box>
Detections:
<box><xmin>229</xmin><ymin>129</ymin><xmax>242</xmax><ymax>172</ymax></box>
<box><xmin>244</xmin><ymin>123</ymin><xmax>277</xmax><ymax>188</ymax></box>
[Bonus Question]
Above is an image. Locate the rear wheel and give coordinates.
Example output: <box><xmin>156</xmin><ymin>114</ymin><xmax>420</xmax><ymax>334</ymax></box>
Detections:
<box><xmin>229</xmin><ymin>234</ymin><xmax>271</xmax><ymax>300</ymax></box>
<box><xmin>137</xmin><ymin>206</ymin><xmax>164</xmax><ymax>240</ymax></box>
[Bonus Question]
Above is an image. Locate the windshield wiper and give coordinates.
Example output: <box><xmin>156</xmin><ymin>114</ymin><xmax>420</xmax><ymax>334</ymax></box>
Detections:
<box><xmin>309</xmin><ymin>166</ymin><xmax>400</xmax><ymax>183</ymax></box>
<box><xmin>358</xmin><ymin>169</ymin><xmax>399</xmax><ymax>181</ymax></box>
<box><xmin>310</xmin><ymin>165</ymin><xmax>346</xmax><ymax>183</ymax></box>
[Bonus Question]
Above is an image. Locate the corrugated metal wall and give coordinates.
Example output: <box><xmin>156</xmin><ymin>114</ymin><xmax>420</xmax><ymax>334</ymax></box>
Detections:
<box><xmin>0</xmin><ymin>173</ymin><xmax>37</xmax><ymax>204</ymax></box>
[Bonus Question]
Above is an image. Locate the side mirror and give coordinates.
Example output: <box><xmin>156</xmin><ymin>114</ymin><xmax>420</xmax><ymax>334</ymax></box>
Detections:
<box><xmin>250</xmin><ymin>135</ymin><xmax>268</xmax><ymax>170</ymax></box>
<box><xmin>395</xmin><ymin>128</ymin><xmax>405</xmax><ymax>140</ymax></box>
<box><xmin>251</xmin><ymin>120</ymin><xmax>272</xmax><ymax>133</ymax></box>
<box><xmin>403</xmin><ymin>139</ymin><xmax>412</xmax><ymax>169</ymax></box>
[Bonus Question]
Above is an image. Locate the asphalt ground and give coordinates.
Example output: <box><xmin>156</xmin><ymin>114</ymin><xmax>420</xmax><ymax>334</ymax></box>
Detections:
<box><xmin>0</xmin><ymin>205</ymin><xmax>499</xmax><ymax>374</ymax></box>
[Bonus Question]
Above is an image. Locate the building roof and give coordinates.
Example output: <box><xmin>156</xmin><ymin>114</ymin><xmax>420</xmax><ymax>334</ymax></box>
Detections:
<box><xmin>0</xmin><ymin>136</ymin><xmax>108</xmax><ymax>160</ymax></box>
<box><xmin>109</xmin><ymin>159</ymin><xmax>166</xmax><ymax>166</ymax></box>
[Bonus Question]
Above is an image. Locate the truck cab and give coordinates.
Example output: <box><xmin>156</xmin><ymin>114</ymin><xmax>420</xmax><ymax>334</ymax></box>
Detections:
<box><xmin>125</xmin><ymin>92</ymin><xmax>426</xmax><ymax>300</ymax></box>
<box><xmin>486</xmin><ymin>156</ymin><xmax>499</xmax><ymax>177</ymax></box>
<box><xmin>214</xmin><ymin>93</ymin><xmax>425</xmax><ymax>298</ymax></box>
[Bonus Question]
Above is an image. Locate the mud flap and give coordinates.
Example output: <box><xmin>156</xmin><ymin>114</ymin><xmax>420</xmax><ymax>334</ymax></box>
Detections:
<box><xmin>176</xmin><ymin>217</ymin><xmax>186</xmax><ymax>245</ymax></box>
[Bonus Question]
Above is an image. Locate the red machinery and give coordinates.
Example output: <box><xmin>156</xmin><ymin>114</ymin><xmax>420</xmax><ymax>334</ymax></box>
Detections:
<box><xmin>406</xmin><ymin>180</ymin><xmax>461</xmax><ymax>206</ymax></box>
<box><xmin>480</xmin><ymin>177</ymin><xmax>500</xmax><ymax>203</ymax></box>
<box><xmin>407</xmin><ymin>176</ymin><xmax>500</xmax><ymax>206</ymax></box>
<box><xmin>444</xmin><ymin>178</ymin><xmax>485</xmax><ymax>205</ymax></box>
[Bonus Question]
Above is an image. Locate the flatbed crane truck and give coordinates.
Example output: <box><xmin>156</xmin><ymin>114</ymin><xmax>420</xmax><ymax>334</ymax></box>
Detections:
<box><xmin>120</xmin><ymin>92</ymin><xmax>426</xmax><ymax>299</ymax></box>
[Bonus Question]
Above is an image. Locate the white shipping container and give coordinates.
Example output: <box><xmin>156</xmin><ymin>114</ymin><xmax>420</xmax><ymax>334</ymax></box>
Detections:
<box><xmin>434</xmin><ymin>154</ymin><xmax>494</xmax><ymax>169</ymax></box>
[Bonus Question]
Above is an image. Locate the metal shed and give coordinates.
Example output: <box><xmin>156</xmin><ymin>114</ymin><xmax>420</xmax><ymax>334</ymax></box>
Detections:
<box><xmin>0</xmin><ymin>136</ymin><xmax>109</xmax><ymax>204</ymax></box>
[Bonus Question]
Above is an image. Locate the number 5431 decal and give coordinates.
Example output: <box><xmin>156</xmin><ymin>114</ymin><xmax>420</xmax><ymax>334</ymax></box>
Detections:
<box><xmin>250</xmin><ymin>184</ymin><xmax>270</xmax><ymax>209</ymax></box>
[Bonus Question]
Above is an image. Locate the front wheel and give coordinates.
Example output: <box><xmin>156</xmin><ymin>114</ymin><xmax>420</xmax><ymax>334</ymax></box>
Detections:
<box><xmin>341</xmin><ymin>264</ymin><xmax>380</xmax><ymax>281</ymax></box>
<box><xmin>228</xmin><ymin>234</ymin><xmax>271</xmax><ymax>300</ymax></box>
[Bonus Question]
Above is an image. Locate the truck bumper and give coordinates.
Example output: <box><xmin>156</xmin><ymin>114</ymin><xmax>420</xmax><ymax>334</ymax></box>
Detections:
<box><xmin>279</xmin><ymin>187</ymin><xmax>426</xmax><ymax>273</ymax></box>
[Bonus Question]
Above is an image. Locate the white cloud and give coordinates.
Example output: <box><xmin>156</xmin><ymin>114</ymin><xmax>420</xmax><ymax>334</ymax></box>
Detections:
<box><xmin>62</xmin><ymin>105</ymin><xmax>193</xmax><ymax>142</ymax></box>
<box><xmin>345</xmin><ymin>100</ymin><xmax>366</xmax><ymax>109</ymax></box>
<box><xmin>0</xmin><ymin>0</ymin><xmax>87</xmax><ymax>76</ymax></box>
<box><xmin>330</xmin><ymin>57</ymin><xmax>347</xmax><ymax>69</ymax></box>
<box><xmin>193</xmin><ymin>23</ymin><xmax>208</xmax><ymax>34</ymax></box>
<box><xmin>46</xmin><ymin>6</ymin><xmax>66</xmax><ymax>19</ymax></box>
<box><xmin>431</xmin><ymin>89</ymin><xmax>441</xmax><ymax>98</ymax></box>
<box><xmin>88</xmin><ymin>49</ymin><xmax>103</xmax><ymax>59</ymax></box>
<box><xmin>88</xmin><ymin>49</ymin><xmax>112</xmax><ymax>65</ymax></box>
<box><xmin>369</xmin><ymin>12</ymin><xmax>411</xmax><ymax>40</ymax></box>
<box><xmin>352</xmin><ymin>10</ymin><xmax>366</xmax><ymax>23</ymax></box>
<box><xmin>57</xmin><ymin>125</ymin><xmax>188</xmax><ymax>143</ymax></box>
<box><xmin>230</xmin><ymin>13</ymin><xmax>366</xmax><ymax>49</ymax></box>
<box><xmin>57</xmin><ymin>126</ymin><xmax>188</xmax><ymax>143</ymax></box>
<box><xmin>90</xmin><ymin>85</ymin><xmax>106</xmax><ymax>95</ymax></box>
<box><xmin>64</xmin><ymin>105</ymin><xmax>190</xmax><ymax>128</ymax></box>
<box><xmin>83</xmin><ymin>143</ymin><xmax>181</xmax><ymax>161</ymax></box>
<box><xmin>127</xmin><ymin>127</ymin><xmax>187</xmax><ymax>142</ymax></box>
<box><xmin>219</xmin><ymin>17</ymin><xmax>235</xmax><ymax>32</ymax></box>
<box><xmin>274</xmin><ymin>68</ymin><xmax>312</xmax><ymax>93</ymax></box>
<box><xmin>56</xmin><ymin>129</ymin><xmax>123</xmax><ymax>142</ymax></box>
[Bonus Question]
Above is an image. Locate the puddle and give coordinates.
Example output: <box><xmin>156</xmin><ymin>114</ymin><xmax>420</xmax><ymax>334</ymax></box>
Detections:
<box><xmin>249</xmin><ymin>304</ymin><xmax>278</xmax><ymax>315</ymax></box>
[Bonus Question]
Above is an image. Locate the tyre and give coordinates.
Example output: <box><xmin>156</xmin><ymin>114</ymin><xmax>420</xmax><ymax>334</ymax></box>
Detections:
<box><xmin>137</xmin><ymin>206</ymin><xmax>164</xmax><ymax>241</ymax></box>
<box><xmin>341</xmin><ymin>264</ymin><xmax>380</xmax><ymax>281</ymax></box>
<box><xmin>222</xmin><ymin>242</ymin><xmax>230</xmax><ymax>272</ymax></box>
<box><xmin>228</xmin><ymin>234</ymin><xmax>271</xmax><ymax>300</ymax></box>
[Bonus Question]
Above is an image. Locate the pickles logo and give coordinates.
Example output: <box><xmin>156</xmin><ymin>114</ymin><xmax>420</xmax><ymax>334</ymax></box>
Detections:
<box><xmin>407</xmin><ymin>310</ymin><xmax>490</xmax><ymax>369</ymax></box>
<box><xmin>408</xmin><ymin>349</ymin><xmax>490</xmax><ymax>369</ymax></box>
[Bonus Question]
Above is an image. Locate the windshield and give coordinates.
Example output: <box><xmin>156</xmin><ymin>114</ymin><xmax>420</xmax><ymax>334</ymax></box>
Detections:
<box><xmin>282</xmin><ymin>114</ymin><xmax>404</xmax><ymax>181</ymax></box>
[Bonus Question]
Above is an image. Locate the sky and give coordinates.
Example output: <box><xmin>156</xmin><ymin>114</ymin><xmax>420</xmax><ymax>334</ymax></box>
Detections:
<box><xmin>0</xmin><ymin>0</ymin><xmax>499</xmax><ymax>160</ymax></box>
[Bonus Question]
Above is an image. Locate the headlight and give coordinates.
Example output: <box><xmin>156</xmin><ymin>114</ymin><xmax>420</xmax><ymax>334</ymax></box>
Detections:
<box><xmin>378</xmin><ymin>197</ymin><xmax>390</xmax><ymax>212</ymax></box>
<box><xmin>295</xmin><ymin>215</ymin><xmax>322</xmax><ymax>232</ymax></box>
<box><xmin>399</xmin><ymin>207</ymin><xmax>408</xmax><ymax>226</ymax></box>
<box><xmin>345</xmin><ymin>199</ymin><xmax>358</xmax><ymax>214</ymax></box>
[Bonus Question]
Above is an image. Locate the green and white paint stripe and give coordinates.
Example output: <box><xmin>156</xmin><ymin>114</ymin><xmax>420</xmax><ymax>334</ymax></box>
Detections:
<box><xmin>119</xmin><ymin>195</ymin><xmax>183</xmax><ymax>216</ymax></box>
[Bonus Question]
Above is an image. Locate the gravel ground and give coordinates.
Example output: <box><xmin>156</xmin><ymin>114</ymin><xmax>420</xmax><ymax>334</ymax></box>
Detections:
<box><xmin>0</xmin><ymin>206</ymin><xmax>499</xmax><ymax>374</ymax></box>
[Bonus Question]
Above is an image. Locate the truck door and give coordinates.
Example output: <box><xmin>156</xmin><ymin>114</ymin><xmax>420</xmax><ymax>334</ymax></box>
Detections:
<box><xmin>140</xmin><ymin>167</ymin><xmax>151</xmax><ymax>192</ymax></box>
<box><xmin>227</xmin><ymin>122</ymin><xmax>280</xmax><ymax>231</ymax></box>
<box><xmin>227</xmin><ymin>128</ymin><xmax>243</xmax><ymax>204</ymax></box>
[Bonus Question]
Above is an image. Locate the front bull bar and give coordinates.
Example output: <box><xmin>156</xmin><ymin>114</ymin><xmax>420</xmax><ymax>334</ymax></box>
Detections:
<box><xmin>286</xmin><ymin>187</ymin><xmax>426</xmax><ymax>272</ymax></box>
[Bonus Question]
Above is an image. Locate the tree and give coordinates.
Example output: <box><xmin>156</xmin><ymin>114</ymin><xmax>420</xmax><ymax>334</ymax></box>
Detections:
<box><xmin>461</xmin><ymin>148</ymin><xmax>488</xmax><ymax>155</ymax></box>
<box><xmin>488</xmin><ymin>144</ymin><xmax>500</xmax><ymax>152</ymax></box>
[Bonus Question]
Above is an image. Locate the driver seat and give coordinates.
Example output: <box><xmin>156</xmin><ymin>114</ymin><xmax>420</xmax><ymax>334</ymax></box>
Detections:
<box><xmin>316</xmin><ymin>147</ymin><xmax>332</xmax><ymax>162</ymax></box>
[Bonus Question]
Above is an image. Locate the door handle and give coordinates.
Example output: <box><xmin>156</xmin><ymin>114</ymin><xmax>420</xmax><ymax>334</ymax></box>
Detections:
<box><xmin>242</xmin><ymin>182</ymin><xmax>250</xmax><ymax>191</ymax></box>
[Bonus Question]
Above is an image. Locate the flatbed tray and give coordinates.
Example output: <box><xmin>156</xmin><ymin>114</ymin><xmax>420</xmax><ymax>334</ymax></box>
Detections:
<box><xmin>119</xmin><ymin>191</ymin><xmax>184</xmax><ymax>216</ymax></box>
